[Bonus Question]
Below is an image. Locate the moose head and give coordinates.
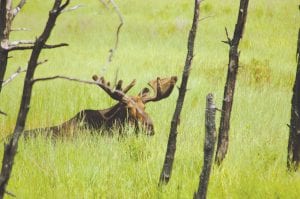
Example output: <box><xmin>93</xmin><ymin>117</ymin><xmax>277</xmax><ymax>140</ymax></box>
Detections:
<box><xmin>24</xmin><ymin>75</ymin><xmax>178</xmax><ymax>138</ymax></box>
<box><xmin>91</xmin><ymin>75</ymin><xmax>178</xmax><ymax>135</ymax></box>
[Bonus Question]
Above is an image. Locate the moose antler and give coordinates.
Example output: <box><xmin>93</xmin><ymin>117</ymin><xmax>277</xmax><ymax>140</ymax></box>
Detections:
<box><xmin>142</xmin><ymin>76</ymin><xmax>177</xmax><ymax>103</ymax></box>
<box><xmin>92</xmin><ymin>75</ymin><xmax>136</xmax><ymax>101</ymax></box>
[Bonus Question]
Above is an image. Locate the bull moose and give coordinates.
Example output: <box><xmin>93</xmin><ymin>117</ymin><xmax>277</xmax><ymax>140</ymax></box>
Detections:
<box><xmin>23</xmin><ymin>75</ymin><xmax>177</xmax><ymax>138</ymax></box>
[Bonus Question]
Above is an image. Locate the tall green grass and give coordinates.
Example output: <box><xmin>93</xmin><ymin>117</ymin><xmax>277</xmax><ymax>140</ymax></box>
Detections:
<box><xmin>1</xmin><ymin>0</ymin><xmax>300</xmax><ymax>198</ymax></box>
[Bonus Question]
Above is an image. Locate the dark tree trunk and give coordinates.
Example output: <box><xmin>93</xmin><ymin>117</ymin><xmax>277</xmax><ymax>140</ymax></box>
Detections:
<box><xmin>0</xmin><ymin>50</ymin><xmax>8</xmax><ymax>93</ymax></box>
<box><xmin>0</xmin><ymin>0</ymin><xmax>10</xmax><ymax>93</ymax></box>
<box><xmin>159</xmin><ymin>0</ymin><xmax>201</xmax><ymax>185</ymax></box>
<box><xmin>215</xmin><ymin>0</ymin><xmax>249</xmax><ymax>165</ymax></box>
<box><xmin>194</xmin><ymin>93</ymin><xmax>216</xmax><ymax>199</ymax></box>
<box><xmin>287</xmin><ymin>29</ymin><xmax>300</xmax><ymax>171</ymax></box>
<box><xmin>0</xmin><ymin>1</ymin><xmax>69</xmax><ymax>197</ymax></box>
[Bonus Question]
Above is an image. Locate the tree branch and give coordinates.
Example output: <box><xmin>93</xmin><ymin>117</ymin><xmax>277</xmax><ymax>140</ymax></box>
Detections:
<box><xmin>0</xmin><ymin>110</ymin><xmax>7</xmax><ymax>116</ymax></box>
<box><xmin>1</xmin><ymin>60</ymin><xmax>47</xmax><ymax>88</ymax></box>
<box><xmin>101</xmin><ymin>0</ymin><xmax>124</xmax><ymax>73</ymax></box>
<box><xmin>4</xmin><ymin>190</ymin><xmax>15</xmax><ymax>197</ymax></box>
<box><xmin>198</xmin><ymin>14</ymin><xmax>215</xmax><ymax>22</ymax></box>
<box><xmin>61</xmin><ymin>4</ymin><xmax>84</xmax><ymax>13</ymax></box>
<box><xmin>12</xmin><ymin>0</ymin><xmax>26</xmax><ymax>19</ymax></box>
<box><xmin>8</xmin><ymin>40</ymin><xmax>34</xmax><ymax>47</ymax></box>
<box><xmin>221</xmin><ymin>27</ymin><xmax>232</xmax><ymax>45</ymax></box>
<box><xmin>10</xmin><ymin>27</ymin><xmax>30</xmax><ymax>32</ymax></box>
<box><xmin>110</xmin><ymin>0</ymin><xmax>123</xmax><ymax>51</ymax></box>
<box><xmin>2</xmin><ymin>67</ymin><xmax>26</xmax><ymax>87</ymax></box>
<box><xmin>7</xmin><ymin>42</ymin><xmax>68</xmax><ymax>51</ymax></box>
<box><xmin>58</xmin><ymin>0</ymin><xmax>70</xmax><ymax>13</ymax></box>
<box><xmin>32</xmin><ymin>75</ymin><xmax>107</xmax><ymax>86</ymax></box>
<box><xmin>36</xmin><ymin>59</ymin><xmax>48</xmax><ymax>66</ymax></box>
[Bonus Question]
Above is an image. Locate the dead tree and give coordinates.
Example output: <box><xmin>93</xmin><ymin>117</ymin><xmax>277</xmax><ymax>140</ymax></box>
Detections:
<box><xmin>101</xmin><ymin>0</ymin><xmax>123</xmax><ymax>73</ymax></box>
<box><xmin>194</xmin><ymin>93</ymin><xmax>216</xmax><ymax>199</ymax></box>
<box><xmin>0</xmin><ymin>1</ymin><xmax>70</xmax><ymax>197</ymax></box>
<box><xmin>159</xmin><ymin>0</ymin><xmax>201</xmax><ymax>185</ymax></box>
<box><xmin>0</xmin><ymin>0</ymin><xmax>26</xmax><ymax>93</ymax></box>
<box><xmin>287</xmin><ymin>28</ymin><xmax>300</xmax><ymax>171</ymax></box>
<box><xmin>22</xmin><ymin>75</ymin><xmax>177</xmax><ymax>138</ymax></box>
<box><xmin>215</xmin><ymin>0</ymin><xmax>249</xmax><ymax>165</ymax></box>
<box><xmin>0</xmin><ymin>0</ymin><xmax>67</xmax><ymax>115</ymax></box>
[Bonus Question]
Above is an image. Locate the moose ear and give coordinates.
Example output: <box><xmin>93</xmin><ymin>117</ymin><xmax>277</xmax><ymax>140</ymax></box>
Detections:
<box><xmin>139</xmin><ymin>87</ymin><xmax>150</xmax><ymax>98</ymax></box>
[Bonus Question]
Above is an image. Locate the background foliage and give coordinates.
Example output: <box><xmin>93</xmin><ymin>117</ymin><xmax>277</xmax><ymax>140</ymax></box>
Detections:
<box><xmin>1</xmin><ymin>0</ymin><xmax>299</xmax><ymax>198</ymax></box>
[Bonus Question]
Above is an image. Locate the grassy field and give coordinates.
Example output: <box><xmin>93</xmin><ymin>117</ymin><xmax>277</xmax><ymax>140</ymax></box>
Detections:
<box><xmin>1</xmin><ymin>0</ymin><xmax>300</xmax><ymax>198</ymax></box>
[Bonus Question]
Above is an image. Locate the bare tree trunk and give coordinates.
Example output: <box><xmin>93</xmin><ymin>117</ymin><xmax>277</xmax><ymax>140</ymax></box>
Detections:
<box><xmin>0</xmin><ymin>0</ymin><xmax>11</xmax><ymax>93</ymax></box>
<box><xmin>194</xmin><ymin>93</ymin><xmax>216</xmax><ymax>199</ymax></box>
<box><xmin>215</xmin><ymin>0</ymin><xmax>249</xmax><ymax>165</ymax></box>
<box><xmin>0</xmin><ymin>0</ymin><xmax>26</xmax><ymax>93</ymax></box>
<box><xmin>0</xmin><ymin>1</ymin><xmax>69</xmax><ymax>197</ymax></box>
<box><xmin>0</xmin><ymin>50</ymin><xmax>8</xmax><ymax>93</ymax></box>
<box><xmin>159</xmin><ymin>0</ymin><xmax>201</xmax><ymax>185</ymax></box>
<box><xmin>287</xmin><ymin>28</ymin><xmax>300</xmax><ymax>171</ymax></box>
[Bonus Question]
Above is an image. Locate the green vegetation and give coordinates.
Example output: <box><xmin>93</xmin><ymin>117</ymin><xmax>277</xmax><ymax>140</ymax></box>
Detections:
<box><xmin>1</xmin><ymin>0</ymin><xmax>300</xmax><ymax>198</ymax></box>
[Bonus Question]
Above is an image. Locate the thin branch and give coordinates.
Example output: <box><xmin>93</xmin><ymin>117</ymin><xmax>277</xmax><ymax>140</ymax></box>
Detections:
<box><xmin>110</xmin><ymin>0</ymin><xmax>123</xmax><ymax>51</ymax></box>
<box><xmin>2</xmin><ymin>60</ymin><xmax>48</xmax><ymax>87</ymax></box>
<box><xmin>101</xmin><ymin>0</ymin><xmax>124</xmax><ymax>73</ymax></box>
<box><xmin>225</xmin><ymin>27</ymin><xmax>231</xmax><ymax>42</ymax></box>
<box><xmin>2</xmin><ymin>67</ymin><xmax>26</xmax><ymax>87</ymax></box>
<box><xmin>0</xmin><ymin>110</ymin><xmax>7</xmax><ymax>116</ymax></box>
<box><xmin>8</xmin><ymin>40</ymin><xmax>34</xmax><ymax>47</ymax></box>
<box><xmin>32</xmin><ymin>75</ymin><xmax>105</xmax><ymax>86</ymax></box>
<box><xmin>215</xmin><ymin>107</ymin><xmax>223</xmax><ymax>112</ymax></box>
<box><xmin>198</xmin><ymin>14</ymin><xmax>215</xmax><ymax>22</ymax></box>
<box><xmin>2</xmin><ymin>59</ymin><xmax>49</xmax><ymax>87</ymax></box>
<box><xmin>7</xmin><ymin>43</ymin><xmax>68</xmax><ymax>51</ymax></box>
<box><xmin>10</xmin><ymin>27</ymin><xmax>30</xmax><ymax>32</ymax></box>
<box><xmin>42</xmin><ymin>43</ymin><xmax>69</xmax><ymax>49</ymax></box>
<box><xmin>58</xmin><ymin>0</ymin><xmax>71</xmax><ymax>13</ymax></box>
<box><xmin>4</xmin><ymin>190</ymin><xmax>15</xmax><ymax>197</ymax></box>
<box><xmin>61</xmin><ymin>4</ymin><xmax>84</xmax><ymax>13</ymax></box>
<box><xmin>37</xmin><ymin>59</ymin><xmax>48</xmax><ymax>66</ymax></box>
<box><xmin>221</xmin><ymin>27</ymin><xmax>232</xmax><ymax>45</ymax></box>
<box><xmin>12</xmin><ymin>0</ymin><xmax>26</xmax><ymax>19</ymax></box>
